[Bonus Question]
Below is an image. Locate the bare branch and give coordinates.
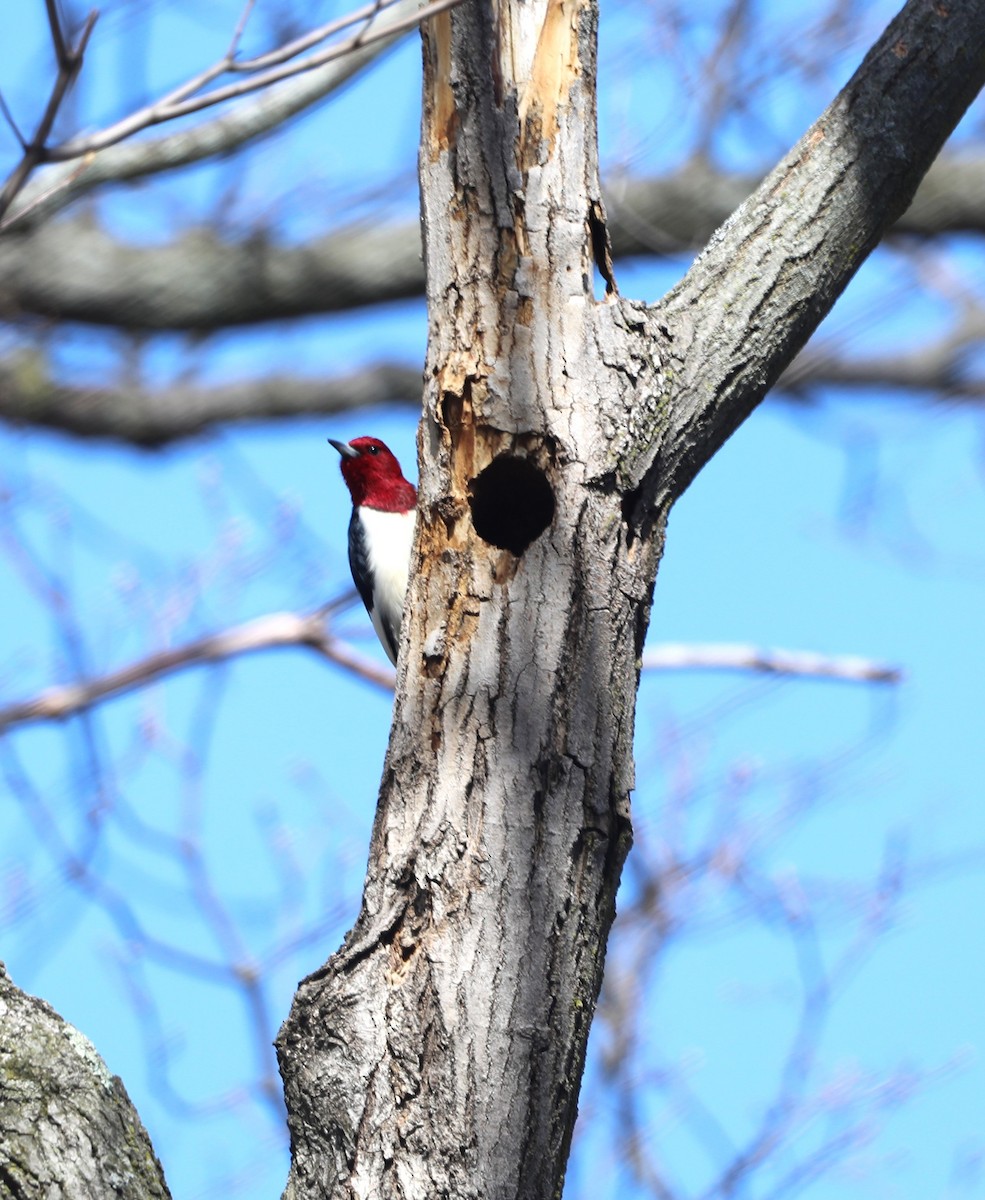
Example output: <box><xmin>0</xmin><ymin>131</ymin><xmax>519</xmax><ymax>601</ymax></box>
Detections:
<box><xmin>0</xmin><ymin>217</ymin><xmax>426</xmax><ymax>328</ymax></box>
<box><xmin>42</xmin><ymin>0</ymin><xmax>463</xmax><ymax>163</ymax></box>
<box><xmin>130</xmin><ymin>0</ymin><xmax>405</xmax><ymax>121</ymax></box>
<box><xmin>0</xmin><ymin>88</ymin><xmax>28</xmax><ymax>149</ymax></box>
<box><xmin>641</xmin><ymin>643</ymin><xmax>902</xmax><ymax>684</ymax></box>
<box><xmin>7</xmin><ymin>155</ymin><xmax>985</xmax><ymax>331</ymax></box>
<box><xmin>650</xmin><ymin>0</ymin><xmax>985</xmax><ymax>505</ymax></box>
<box><xmin>0</xmin><ymin>0</ymin><xmax>456</xmax><ymax>231</ymax></box>
<box><xmin>0</xmin><ymin>620</ymin><xmax>900</xmax><ymax>739</ymax></box>
<box><xmin>227</xmin><ymin>0</ymin><xmax>258</xmax><ymax>62</ymax></box>
<box><xmin>3</xmin><ymin>305</ymin><xmax>984</xmax><ymax>449</ymax></box>
<box><xmin>0</xmin><ymin>605</ymin><xmax>395</xmax><ymax>735</ymax></box>
<box><xmin>229</xmin><ymin>0</ymin><xmax>391</xmax><ymax>74</ymax></box>
<box><xmin>44</xmin><ymin>0</ymin><xmax>71</xmax><ymax>64</ymax></box>
<box><xmin>1</xmin><ymin>0</ymin><xmax>422</xmax><ymax>234</ymax></box>
<box><xmin>6</xmin><ymin>329</ymin><xmax>985</xmax><ymax>449</ymax></box>
<box><xmin>606</xmin><ymin>156</ymin><xmax>985</xmax><ymax>257</ymax></box>
<box><xmin>782</xmin><ymin>304</ymin><xmax>985</xmax><ymax>397</ymax></box>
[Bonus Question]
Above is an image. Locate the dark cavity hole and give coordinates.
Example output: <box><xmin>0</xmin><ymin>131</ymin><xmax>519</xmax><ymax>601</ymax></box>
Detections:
<box><xmin>469</xmin><ymin>456</ymin><xmax>555</xmax><ymax>556</ymax></box>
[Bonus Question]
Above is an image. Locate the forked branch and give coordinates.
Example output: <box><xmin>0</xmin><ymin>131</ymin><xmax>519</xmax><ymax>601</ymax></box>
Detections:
<box><xmin>0</xmin><ymin>2</ymin><xmax>97</xmax><ymax>220</ymax></box>
<box><xmin>0</xmin><ymin>0</ymin><xmax>463</xmax><ymax>223</ymax></box>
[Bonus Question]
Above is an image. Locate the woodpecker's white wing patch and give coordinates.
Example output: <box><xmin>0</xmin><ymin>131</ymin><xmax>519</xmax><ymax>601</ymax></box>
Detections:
<box><xmin>353</xmin><ymin>506</ymin><xmax>415</xmax><ymax>664</ymax></box>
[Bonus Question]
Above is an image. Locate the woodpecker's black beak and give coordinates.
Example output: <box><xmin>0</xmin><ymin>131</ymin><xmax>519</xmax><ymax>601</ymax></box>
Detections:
<box><xmin>328</xmin><ymin>438</ymin><xmax>359</xmax><ymax>459</ymax></box>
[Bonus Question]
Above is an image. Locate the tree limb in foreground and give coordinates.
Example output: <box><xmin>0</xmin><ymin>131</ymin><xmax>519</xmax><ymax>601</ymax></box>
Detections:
<box><xmin>0</xmin><ymin>962</ymin><xmax>172</xmax><ymax>1200</ymax></box>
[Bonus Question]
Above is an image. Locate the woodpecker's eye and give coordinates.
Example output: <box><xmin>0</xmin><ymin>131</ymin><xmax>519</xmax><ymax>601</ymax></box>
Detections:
<box><xmin>367</xmin><ymin>445</ymin><xmax>380</xmax><ymax>455</ymax></box>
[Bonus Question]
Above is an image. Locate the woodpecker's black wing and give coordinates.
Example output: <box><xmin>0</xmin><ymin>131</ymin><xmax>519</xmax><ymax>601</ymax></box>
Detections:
<box><xmin>347</xmin><ymin>509</ymin><xmax>374</xmax><ymax>614</ymax></box>
<box><xmin>376</xmin><ymin>613</ymin><xmax>400</xmax><ymax>665</ymax></box>
<box><xmin>347</xmin><ymin>509</ymin><xmax>401</xmax><ymax>663</ymax></box>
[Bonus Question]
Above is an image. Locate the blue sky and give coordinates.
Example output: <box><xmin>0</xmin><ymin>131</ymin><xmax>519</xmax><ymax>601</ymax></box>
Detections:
<box><xmin>1</xmin><ymin>2</ymin><xmax>983</xmax><ymax>1199</ymax></box>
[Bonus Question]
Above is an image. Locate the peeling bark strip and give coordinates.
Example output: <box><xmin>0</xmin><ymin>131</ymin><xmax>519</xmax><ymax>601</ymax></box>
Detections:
<box><xmin>276</xmin><ymin>3</ymin><xmax>985</xmax><ymax>1199</ymax></box>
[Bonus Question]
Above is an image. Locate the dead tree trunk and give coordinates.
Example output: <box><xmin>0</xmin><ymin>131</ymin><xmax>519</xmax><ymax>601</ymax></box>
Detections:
<box><xmin>276</xmin><ymin>2</ymin><xmax>985</xmax><ymax>1199</ymax></box>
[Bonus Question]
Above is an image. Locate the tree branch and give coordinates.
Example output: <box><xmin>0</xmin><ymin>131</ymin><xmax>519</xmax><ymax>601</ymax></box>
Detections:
<box><xmin>783</xmin><ymin>305</ymin><xmax>985</xmax><ymax>397</ymax></box>
<box><xmin>0</xmin><ymin>606</ymin><xmax>394</xmax><ymax>736</ymax></box>
<box><xmin>5</xmin><ymin>300</ymin><xmax>985</xmax><ymax>446</ymax></box>
<box><xmin>0</xmin><ymin>5</ymin><xmax>97</xmax><ymax>222</ymax></box>
<box><xmin>0</xmin><ymin>615</ymin><xmax>899</xmax><ymax>741</ymax></box>
<box><xmin>0</xmin><ymin>962</ymin><xmax>172</xmax><ymax>1200</ymax></box>
<box><xmin>0</xmin><ymin>0</ymin><xmax>444</xmax><ymax>233</ymax></box>
<box><xmin>640</xmin><ymin>0</ymin><xmax>985</xmax><ymax>504</ymax></box>
<box><xmin>0</xmin><ymin>0</ymin><xmax>458</xmax><ymax>231</ymax></box>
<box><xmin>41</xmin><ymin>0</ymin><xmax>463</xmax><ymax>164</ymax></box>
<box><xmin>641</xmin><ymin>643</ymin><xmax>901</xmax><ymax>684</ymax></box>
<box><xmin>0</xmin><ymin>356</ymin><xmax>423</xmax><ymax>445</ymax></box>
<box><xmin>0</xmin><ymin>217</ymin><xmax>425</xmax><ymax>329</ymax></box>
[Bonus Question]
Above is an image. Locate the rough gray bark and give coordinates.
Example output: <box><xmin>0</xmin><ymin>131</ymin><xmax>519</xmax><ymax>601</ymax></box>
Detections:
<box><xmin>2</xmin><ymin>156</ymin><xmax>984</xmax><ymax>331</ymax></box>
<box><xmin>275</xmin><ymin>2</ymin><xmax>985</xmax><ymax>1200</ymax></box>
<box><xmin>0</xmin><ymin>963</ymin><xmax>171</xmax><ymax>1200</ymax></box>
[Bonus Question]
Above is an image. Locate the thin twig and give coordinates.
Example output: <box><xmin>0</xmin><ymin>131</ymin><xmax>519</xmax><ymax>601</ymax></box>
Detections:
<box><xmin>0</xmin><ymin>89</ymin><xmax>28</xmax><ymax>148</ymax></box>
<box><xmin>226</xmin><ymin>0</ymin><xmax>258</xmax><ymax>61</ymax></box>
<box><xmin>0</xmin><ymin>0</ymin><xmax>425</xmax><ymax>236</ymax></box>
<box><xmin>43</xmin><ymin>0</ymin><xmax>463</xmax><ymax>164</ymax></box>
<box><xmin>0</xmin><ymin>6</ymin><xmax>98</xmax><ymax>219</ymax></box>
<box><xmin>45</xmin><ymin>0</ymin><xmax>71</xmax><ymax>64</ymax></box>
<box><xmin>229</xmin><ymin>0</ymin><xmax>393</xmax><ymax>74</ymax></box>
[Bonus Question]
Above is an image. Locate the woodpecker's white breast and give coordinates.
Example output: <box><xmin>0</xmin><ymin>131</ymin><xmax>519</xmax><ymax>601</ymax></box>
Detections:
<box><xmin>355</xmin><ymin>506</ymin><xmax>415</xmax><ymax>663</ymax></box>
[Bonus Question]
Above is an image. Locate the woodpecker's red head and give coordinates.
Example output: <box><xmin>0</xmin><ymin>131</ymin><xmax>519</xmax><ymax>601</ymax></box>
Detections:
<box><xmin>329</xmin><ymin>436</ymin><xmax>417</xmax><ymax>512</ymax></box>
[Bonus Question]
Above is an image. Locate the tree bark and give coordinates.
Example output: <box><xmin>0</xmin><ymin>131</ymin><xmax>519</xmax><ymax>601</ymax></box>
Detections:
<box><xmin>275</xmin><ymin>1</ymin><xmax>985</xmax><ymax>1198</ymax></box>
<box><xmin>0</xmin><ymin>963</ymin><xmax>171</xmax><ymax>1200</ymax></box>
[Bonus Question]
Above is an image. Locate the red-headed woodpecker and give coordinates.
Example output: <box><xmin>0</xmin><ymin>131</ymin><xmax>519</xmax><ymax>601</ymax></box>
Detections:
<box><xmin>329</xmin><ymin>436</ymin><xmax>417</xmax><ymax>665</ymax></box>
